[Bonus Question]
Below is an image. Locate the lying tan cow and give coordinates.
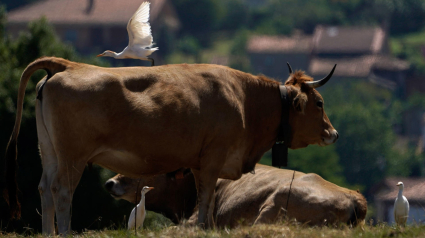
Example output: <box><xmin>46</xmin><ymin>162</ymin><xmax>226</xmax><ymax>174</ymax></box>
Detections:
<box><xmin>106</xmin><ymin>164</ymin><xmax>367</xmax><ymax>227</ymax></box>
<box><xmin>5</xmin><ymin>57</ymin><xmax>338</xmax><ymax>234</ymax></box>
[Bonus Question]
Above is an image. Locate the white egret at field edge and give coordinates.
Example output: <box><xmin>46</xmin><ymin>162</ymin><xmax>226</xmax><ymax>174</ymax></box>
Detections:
<box><xmin>394</xmin><ymin>181</ymin><xmax>409</xmax><ymax>226</ymax></box>
<box><xmin>128</xmin><ymin>186</ymin><xmax>154</xmax><ymax>230</ymax></box>
<box><xmin>97</xmin><ymin>1</ymin><xmax>158</xmax><ymax>65</ymax></box>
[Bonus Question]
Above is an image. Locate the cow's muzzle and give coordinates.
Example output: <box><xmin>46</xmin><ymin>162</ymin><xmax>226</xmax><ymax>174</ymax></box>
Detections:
<box><xmin>320</xmin><ymin>129</ymin><xmax>339</xmax><ymax>146</ymax></box>
<box><xmin>104</xmin><ymin>180</ymin><xmax>123</xmax><ymax>199</ymax></box>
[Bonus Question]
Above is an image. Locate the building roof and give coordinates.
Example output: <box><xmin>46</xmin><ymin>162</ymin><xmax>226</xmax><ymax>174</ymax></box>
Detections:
<box><xmin>312</xmin><ymin>25</ymin><xmax>386</xmax><ymax>54</ymax></box>
<box><xmin>373</xmin><ymin>177</ymin><xmax>425</xmax><ymax>202</ymax></box>
<box><xmin>247</xmin><ymin>34</ymin><xmax>312</xmax><ymax>54</ymax></box>
<box><xmin>7</xmin><ymin>0</ymin><xmax>178</xmax><ymax>27</ymax></box>
<box><xmin>309</xmin><ymin>55</ymin><xmax>410</xmax><ymax>78</ymax></box>
<box><xmin>247</xmin><ymin>26</ymin><xmax>385</xmax><ymax>55</ymax></box>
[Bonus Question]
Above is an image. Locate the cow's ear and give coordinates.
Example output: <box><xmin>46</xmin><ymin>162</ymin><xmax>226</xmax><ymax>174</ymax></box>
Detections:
<box><xmin>293</xmin><ymin>92</ymin><xmax>307</xmax><ymax>114</ymax></box>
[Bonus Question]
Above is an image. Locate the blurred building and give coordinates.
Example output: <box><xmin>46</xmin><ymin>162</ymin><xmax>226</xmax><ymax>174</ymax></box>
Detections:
<box><xmin>247</xmin><ymin>32</ymin><xmax>312</xmax><ymax>82</ymax></box>
<box><xmin>247</xmin><ymin>26</ymin><xmax>410</xmax><ymax>96</ymax></box>
<box><xmin>372</xmin><ymin>177</ymin><xmax>425</xmax><ymax>224</ymax></box>
<box><xmin>7</xmin><ymin>0</ymin><xmax>180</xmax><ymax>56</ymax></box>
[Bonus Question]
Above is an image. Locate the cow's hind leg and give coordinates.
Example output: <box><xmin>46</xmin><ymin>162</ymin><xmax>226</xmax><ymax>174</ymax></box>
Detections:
<box><xmin>51</xmin><ymin>159</ymin><xmax>86</xmax><ymax>235</ymax></box>
<box><xmin>36</xmin><ymin>100</ymin><xmax>57</xmax><ymax>235</ymax></box>
<box><xmin>38</xmin><ymin>148</ymin><xmax>57</xmax><ymax>235</ymax></box>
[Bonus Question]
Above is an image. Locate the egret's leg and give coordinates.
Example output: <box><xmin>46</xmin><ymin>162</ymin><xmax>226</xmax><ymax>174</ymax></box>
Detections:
<box><xmin>147</xmin><ymin>57</ymin><xmax>155</xmax><ymax>66</ymax></box>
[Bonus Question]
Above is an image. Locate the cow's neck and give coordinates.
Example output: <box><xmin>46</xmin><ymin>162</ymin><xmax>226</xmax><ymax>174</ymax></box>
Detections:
<box><xmin>242</xmin><ymin>79</ymin><xmax>282</xmax><ymax>172</ymax></box>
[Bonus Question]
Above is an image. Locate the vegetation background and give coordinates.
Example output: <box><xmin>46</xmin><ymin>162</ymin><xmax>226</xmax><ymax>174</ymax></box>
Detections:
<box><xmin>1</xmin><ymin>0</ymin><xmax>425</xmax><ymax>234</ymax></box>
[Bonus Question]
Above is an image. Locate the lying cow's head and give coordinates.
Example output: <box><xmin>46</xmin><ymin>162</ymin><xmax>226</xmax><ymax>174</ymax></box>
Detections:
<box><xmin>105</xmin><ymin>174</ymin><xmax>142</xmax><ymax>203</ymax></box>
<box><xmin>285</xmin><ymin>64</ymin><xmax>338</xmax><ymax>149</ymax></box>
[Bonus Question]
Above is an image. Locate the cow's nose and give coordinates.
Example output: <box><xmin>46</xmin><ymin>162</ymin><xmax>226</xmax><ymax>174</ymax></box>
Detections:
<box><xmin>333</xmin><ymin>130</ymin><xmax>339</xmax><ymax>142</ymax></box>
<box><xmin>104</xmin><ymin>180</ymin><xmax>115</xmax><ymax>192</ymax></box>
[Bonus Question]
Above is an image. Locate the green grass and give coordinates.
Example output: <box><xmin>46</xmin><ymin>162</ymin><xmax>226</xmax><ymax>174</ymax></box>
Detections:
<box><xmin>2</xmin><ymin>223</ymin><xmax>425</xmax><ymax>237</ymax></box>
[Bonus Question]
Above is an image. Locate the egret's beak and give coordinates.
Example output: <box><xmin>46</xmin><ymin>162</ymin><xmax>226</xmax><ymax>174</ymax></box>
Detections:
<box><xmin>96</xmin><ymin>53</ymin><xmax>103</xmax><ymax>57</ymax></box>
<box><xmin>149</xmin><ymin>187</ymin><xmax>154</xmax><ymax>190</ymax></box>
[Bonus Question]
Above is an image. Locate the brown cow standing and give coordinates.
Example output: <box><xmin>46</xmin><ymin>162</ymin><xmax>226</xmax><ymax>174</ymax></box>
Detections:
<box><xmin>4</xmin><ymin>57</ymin><xmax>338</xmax><ymax>235</ymax></box>
<box><xmin>106</xmin><ymin>164</ymin><xmax>367</xmax><ymax>227</ymax></box>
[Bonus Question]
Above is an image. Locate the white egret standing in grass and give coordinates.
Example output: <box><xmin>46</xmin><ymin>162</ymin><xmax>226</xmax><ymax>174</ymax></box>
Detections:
<box><xmin>97</xmin><ymin>1</ymin><xmax>158</xmax><ymax>65</ymax></box>
<box><xmin>128</xmin><ymin>186</ymin><xmax>154</xmax><ymax>230</ymax></box>
<box><xmin>394</xmin><ymin>181</ymin><xmax>409</xmax><ymax>226</ymax></box>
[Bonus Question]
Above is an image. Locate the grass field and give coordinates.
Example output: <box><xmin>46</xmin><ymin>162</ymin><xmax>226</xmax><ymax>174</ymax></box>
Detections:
<box><xmin>2</xmin><ymin>222</ymin><xmax>425</xmax><ymax>238</ymax></box>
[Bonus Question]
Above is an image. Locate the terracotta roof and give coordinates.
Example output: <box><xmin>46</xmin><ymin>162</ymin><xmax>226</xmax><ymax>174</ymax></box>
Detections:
<box><xmin>374</xmin><ymin>177</ymin><xmax>425</xmax><ymax>202</ymax></box>
<box><xmin>309</xmin><ymin>55</ymin><xmax>410</xmax><ymax>78</ymax></box>
<box><xmin>7</xmin><ymin>0</ymin><xmax>169</xmax><ymax>26</ymax></box>
<box><xmin>312</xmin><ymin>25</ymin><xmax>386</xmax><ymax>54</ymax></box>
<box><xmin>247</xmin><ymin>35</ymin><xmax>312</xmax><ymax>53</ymax></box>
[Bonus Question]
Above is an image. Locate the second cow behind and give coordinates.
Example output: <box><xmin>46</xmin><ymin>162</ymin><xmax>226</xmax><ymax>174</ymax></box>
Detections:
<box><xmin>105</xmin><ymin>164</ymin><xmax>367</xmax><ymax>227</ymax></box>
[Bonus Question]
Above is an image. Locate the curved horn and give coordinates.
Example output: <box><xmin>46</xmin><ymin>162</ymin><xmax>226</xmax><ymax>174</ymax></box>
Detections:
<box><xmin>305</xmin><ymin>64</ymin><xmax>337</xmax><ymax>88</ymax></box>
<box><xmin>287</xmin><ymin>62</ymin><xmax>293</xmax><ymax>74</ymax></box>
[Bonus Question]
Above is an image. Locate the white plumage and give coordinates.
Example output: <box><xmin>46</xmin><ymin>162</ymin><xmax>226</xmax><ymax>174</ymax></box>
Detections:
<box><xmin>97</xmin><ymin>1</ymin><xmax>158</xmax><ymax>65</ymax></box>
<box><xmin>394</xmin><ymin>181</ymin><xmax>409</xmax><ymax>226</ymax></box>
<box><xmin>128</xmin><ymin>186</ymin><xmax>154</xmax><ymax>230</ymax></box>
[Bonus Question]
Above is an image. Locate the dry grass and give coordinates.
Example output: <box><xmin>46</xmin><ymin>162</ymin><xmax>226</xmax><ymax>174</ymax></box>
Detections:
<box><xmin>2</xmin><ymin>222</ymin><xmax>425</xmax><ymax>238</ymax></box>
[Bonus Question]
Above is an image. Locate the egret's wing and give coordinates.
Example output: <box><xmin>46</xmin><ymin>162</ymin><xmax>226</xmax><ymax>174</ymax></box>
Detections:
<box><xmin>127</xmin><ymin>2</ymin><xmax>153</xmax><ymax>48</ymax></box>
<box><xmin>128</xmin><ymin>207</ymin><xmax>136</xmax><ymax>229</ymax></box>
<box><xmin>136</xmin><ymin>208</ymin><xmax>146</xmax><ymax>228</ymax></box>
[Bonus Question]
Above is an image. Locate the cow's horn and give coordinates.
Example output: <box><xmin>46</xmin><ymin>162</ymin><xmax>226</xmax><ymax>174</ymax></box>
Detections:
<box><xmin>305</xmin><ymin>64</ymin><xmax>337</xmax><ymax>88</ymax></box>
<box><xmin>287</xmin><ymin>62</ymin><xmax>293</xmax><ymax>74</ymax></box>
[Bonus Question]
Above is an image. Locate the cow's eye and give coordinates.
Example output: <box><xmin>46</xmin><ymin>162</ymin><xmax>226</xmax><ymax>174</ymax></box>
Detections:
<box><xmin>316</xmin><ymin>100</ymin><xmax>323</xmax><ymax>108</ymax></box>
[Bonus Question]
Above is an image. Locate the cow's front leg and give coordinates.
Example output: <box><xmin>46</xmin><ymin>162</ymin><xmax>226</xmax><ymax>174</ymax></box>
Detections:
<box><xmin>254</xmin><ymin>202</ymin><xmax>281</xmax><ymax>225</ymax></box>
<box><xmin>195</xmin><ymin>165</ymin><xmax>220</xmax><ymax>228</ymax></box>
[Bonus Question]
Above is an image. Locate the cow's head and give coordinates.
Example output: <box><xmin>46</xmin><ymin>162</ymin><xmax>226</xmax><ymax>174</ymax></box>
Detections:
<box><xmin>105</xmin><ymin>174</ymin><xmax>143</xmax><ymax>203</ymax></box>
<box><xmin>285</xmin><ymin>63</ymin><xmax>338</xmax><ymax>149</ymax></box>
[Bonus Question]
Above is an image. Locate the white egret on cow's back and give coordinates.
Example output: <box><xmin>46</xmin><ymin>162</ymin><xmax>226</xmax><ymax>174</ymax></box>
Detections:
<box><xmin>128</xmin><ymin>186</ymin><xmax>154</xmax><ymax>230</ymax></box>
<box><xmin>97</xmin><ymin>1</ymin><xmax>158</xmax><ymax>65</ymax></box>
<box><xmin>394</xmin><ymin>181</ymin><xmax>409</xmax><ymax>226</ymax></box>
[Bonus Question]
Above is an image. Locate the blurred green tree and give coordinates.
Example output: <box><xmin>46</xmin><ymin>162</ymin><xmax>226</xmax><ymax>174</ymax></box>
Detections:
<box><xmin>367</xmin><ymin>0</ymin><xmax>425</xmax><ymax>35</ymax></box>
<box><xmin>173</xmin><ymin>0</ymin><xmax>224</xmax><ymax>47</ymax></box>
<box><xmin>218</xmin><ymin>0</ymin><xmax>249</xmax><ymax>31</ymax></box>
<box><xmin>321</xmin><ymin>81</ymin><xmax>420</xmax><ymax>191</ymax></box>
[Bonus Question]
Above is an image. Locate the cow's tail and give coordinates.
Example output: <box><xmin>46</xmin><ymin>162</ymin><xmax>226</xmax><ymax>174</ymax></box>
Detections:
<box><xmin>4</xmin><ymin>56</ymin><xmax>70</xmax><ymax>219</ymax></box>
